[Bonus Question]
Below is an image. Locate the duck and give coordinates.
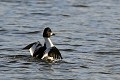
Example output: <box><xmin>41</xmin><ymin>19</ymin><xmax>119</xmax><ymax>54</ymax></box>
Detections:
<box><xmin>23</xmin><ymin>27</ymin><xmax>63</xmax><ymax>62</ymax></box>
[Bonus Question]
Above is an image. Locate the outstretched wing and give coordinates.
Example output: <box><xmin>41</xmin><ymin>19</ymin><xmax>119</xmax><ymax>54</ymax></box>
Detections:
<box><xmin>22</xmin><ymin>41</ymin><xmax>42</xmax><ymax>56</ymax></box>
<box><xmin>22</xmin><ymin>41</ymin><xmax>42</xmax><ymax>50</ymax></box>
<box><xmin>48</xmin><ymin>47</ymin><xmax>63</xmax><ymax>59</ymax></box>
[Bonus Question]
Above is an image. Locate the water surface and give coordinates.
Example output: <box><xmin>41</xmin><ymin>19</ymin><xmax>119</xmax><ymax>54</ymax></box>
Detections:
<box><xmin>0</xmin><ymin>0</ymin><xmax>120</xmax><ymax>80</ymax></box>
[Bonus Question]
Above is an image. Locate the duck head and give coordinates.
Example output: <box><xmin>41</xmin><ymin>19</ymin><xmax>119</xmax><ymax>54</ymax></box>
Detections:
<box><xmin>43</xmin><ymin>27</ymin><xmax>55</xmax><ymax>38</ymax></box>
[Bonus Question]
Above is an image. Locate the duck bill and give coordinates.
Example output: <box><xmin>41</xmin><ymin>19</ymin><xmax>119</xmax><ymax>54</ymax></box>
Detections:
<box><xmin>51</xmin><ymin>33</ymin><xmax>55</xmax><ymax>36</ymax></box>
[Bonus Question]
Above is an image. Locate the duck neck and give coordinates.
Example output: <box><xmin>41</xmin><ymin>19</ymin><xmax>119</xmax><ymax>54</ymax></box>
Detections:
<box><xmin>44</xmin><ymin>37</ymin><xmax>54</xmax><ymax>49</ymax></box>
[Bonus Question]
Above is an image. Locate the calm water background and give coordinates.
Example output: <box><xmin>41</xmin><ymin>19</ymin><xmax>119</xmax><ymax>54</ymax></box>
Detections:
<box><xmin>0</xmin><ymin>0</ymin><xmax>120</xmax><ymax>80</ymax></box>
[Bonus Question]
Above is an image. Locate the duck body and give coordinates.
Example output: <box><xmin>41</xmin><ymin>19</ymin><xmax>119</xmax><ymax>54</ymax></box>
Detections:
<box><xmin>23</xmin><ymin>27</ymin><xmax>62</xmax><ymax>62</ymax></box>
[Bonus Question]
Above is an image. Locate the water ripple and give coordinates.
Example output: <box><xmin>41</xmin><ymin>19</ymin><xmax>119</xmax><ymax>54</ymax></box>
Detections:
<box><xmin>31</xmin><ymin>12</ymin><xmax>51</xmax><ymax>16</ymax></box>
<box><xmin>0</xmin><ymin>0</ymin><xmax>120</xmax><ymax>80</ymax></box>
<box><xmin>72</xmin><ymin>4</ymin><xmax>89</xmax><ymax>8</ymax></box>
<box><xmin>95</xmin><ymin>51</ymin><xmax>120</xmax><ymax>55</ymax></box>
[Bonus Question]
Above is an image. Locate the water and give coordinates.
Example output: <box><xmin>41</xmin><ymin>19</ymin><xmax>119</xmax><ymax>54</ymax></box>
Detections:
<box><xmin>0</xmin><ymin>0</ymin><xmax>120</xmax><ymax>80</ymax></box>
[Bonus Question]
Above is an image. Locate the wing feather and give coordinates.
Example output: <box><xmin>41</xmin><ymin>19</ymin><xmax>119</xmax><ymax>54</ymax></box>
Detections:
<box><xmin>48</xmin><ymin>47</ymin><xmax>63</xmax><ymax>59</ymax></box>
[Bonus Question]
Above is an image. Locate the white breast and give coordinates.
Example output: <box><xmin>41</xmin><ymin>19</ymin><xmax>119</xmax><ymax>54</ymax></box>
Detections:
<box><xmin>41</xmin><ymin>47</ymin><xmax>51</xmax><ymax>59</ymax></box>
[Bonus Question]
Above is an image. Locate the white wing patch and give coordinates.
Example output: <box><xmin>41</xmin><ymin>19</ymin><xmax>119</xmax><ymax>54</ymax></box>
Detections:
<box><xmin>29</xmin><ymin>42</ymin><xmax>40</xmax><ymax>56</ymax></box>
<box><xmin>29</xmin><ymin>45</ymin><xmax>36</xmax><ymax>56</ymax></box>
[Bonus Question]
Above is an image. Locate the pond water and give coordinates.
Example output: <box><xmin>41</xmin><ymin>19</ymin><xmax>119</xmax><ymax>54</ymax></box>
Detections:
<box><xmin>0</xmin><ymin>0</ymin><xmax>120</xmax><ymax>80</ymax></box>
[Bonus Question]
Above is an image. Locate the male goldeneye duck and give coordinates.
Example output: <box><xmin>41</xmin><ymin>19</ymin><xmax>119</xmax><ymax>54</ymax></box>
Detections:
<box><xmin>23</xmin><ymin>27</ymin><xmax>63</xmax><ymax>62</ymax></box>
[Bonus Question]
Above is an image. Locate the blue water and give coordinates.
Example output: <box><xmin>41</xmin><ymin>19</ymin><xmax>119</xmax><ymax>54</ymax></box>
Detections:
<box><xmin>0</xmin><ymin>0</ymin><xmax>120</xmax><ymax>80</ymax></box>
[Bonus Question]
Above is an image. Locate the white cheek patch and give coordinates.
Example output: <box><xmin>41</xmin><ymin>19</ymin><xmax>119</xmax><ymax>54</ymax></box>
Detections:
<box><xmin>51</xmin><ymin>33</ymin><xmax>53</xmax><ymax>36</ymax></box>
<box><xmin>50</xmin><ymin>32</ymin><xmax>55</xmax><ymax>36</ymax></box>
